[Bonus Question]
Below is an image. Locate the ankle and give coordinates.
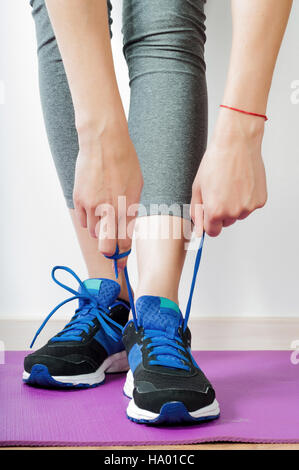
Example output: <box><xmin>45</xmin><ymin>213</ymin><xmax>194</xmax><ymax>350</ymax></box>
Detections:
<box><xmin>118</xmin><ymin>286</ymin><xmax>130</xmax><ymax>303</ymax></box>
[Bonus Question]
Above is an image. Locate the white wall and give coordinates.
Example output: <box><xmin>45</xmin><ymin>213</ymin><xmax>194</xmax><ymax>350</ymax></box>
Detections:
<box><xmin>0</xmin><ymin>0</ymin><xmax>298</xmax><ymax>321</ymax></box>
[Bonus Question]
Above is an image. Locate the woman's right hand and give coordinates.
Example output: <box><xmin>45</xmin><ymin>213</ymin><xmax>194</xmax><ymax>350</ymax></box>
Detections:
<box><xmin>73</xmin><ymin>115</ymin><xmax>143</xmax><ymax>271</ymax></box>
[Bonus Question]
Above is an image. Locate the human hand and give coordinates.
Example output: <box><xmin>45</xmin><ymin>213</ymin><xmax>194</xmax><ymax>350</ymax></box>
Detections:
<box><xmin>191</xmin><ymin>109</ymin><xmax>267</xmax><ymax>237</ymax></box>
<box><xmin>73</xmin><ymin>115</ymin><xmax>143</xmax><ymax>271</ymax></box>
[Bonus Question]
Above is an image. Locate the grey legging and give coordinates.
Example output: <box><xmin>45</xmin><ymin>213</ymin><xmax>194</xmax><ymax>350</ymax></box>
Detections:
<box><xmin>30</xmin><ymin>0</ymin><xmax>207</xmax><ymax>218</ymax></box>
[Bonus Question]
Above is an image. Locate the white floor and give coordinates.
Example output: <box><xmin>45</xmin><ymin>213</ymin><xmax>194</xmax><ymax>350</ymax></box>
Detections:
<box><xmin>1</xmin><ymin>317</ymin><xmax>298</xmax><ymax>351</ymax></box>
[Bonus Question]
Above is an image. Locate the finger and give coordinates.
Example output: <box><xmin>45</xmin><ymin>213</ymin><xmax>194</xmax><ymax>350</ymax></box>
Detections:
<box><xmin>204</xmin><ymin>212</ymin><xmax>223</xmax><ymax>237</ymax></box>
<box><xmin>190</xmin><ymin>187</ymin><xmax>204</xmax><ymax>237</ymax></box>
<box><xmin>238</xmin><ymin>209</ymin><xmax>251</xmax><ymax>220</ymax></box>
<box><xmin>98</xmin><ymin>232</ymin><xmax>117</xmax><ymax>260</ymax></box>
<box><xmin>191</xmin><ymin>202</ymin><xmax>204</xmax><ymax>237</ymax></box>
<box><xmin>96</xmin><ymin>204</ymin><xmax>117</xmax><ymax>258</ymax></box>
<box><xmin>86</xmin><ymin>209</ymin><xmax>99</xmax><ymax>239</ymax></box>
<box><xmin>74</xmin><ymin>203</ymin><xmax>87</xmax><ymax>229</ymax></box>
<box><xmin>117</xmin><ymin>209</ymin><xmax>137</xmax><ymax>272</ymax></box>
<box><xmin>223</xmin><ymin>217</ymin><xmax>237</xmax><ymax>228</ymax></box>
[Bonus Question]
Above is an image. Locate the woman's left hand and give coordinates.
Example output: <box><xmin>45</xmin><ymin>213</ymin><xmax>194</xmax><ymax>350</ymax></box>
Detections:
<box><xmin>191</xmin><ymin>109</ymin><xmax>268</xmax><ymax>237</ymax></box>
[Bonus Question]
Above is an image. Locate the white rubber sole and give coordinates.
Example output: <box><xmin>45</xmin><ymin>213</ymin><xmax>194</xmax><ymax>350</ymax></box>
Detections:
<box><xmin>23</xmin><ymin>350</ymin><xmax>129</xmax><ymax>386</ymax></box>
<box><xmin>124</xmin><ymin>369</ymin><xmax>220</xmax><ymax>423</ymax></box>
<box><xmin>123</xmin><ymin>368</ymin><xmax>135</xmax><ymax>398</ymax></box>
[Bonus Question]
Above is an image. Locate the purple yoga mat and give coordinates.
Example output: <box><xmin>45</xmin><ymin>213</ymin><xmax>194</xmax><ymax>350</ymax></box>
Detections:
<box><xmin>1</xmin><ymin>350</ymin><xmax>299</xmax><ymax>446</ymax></box>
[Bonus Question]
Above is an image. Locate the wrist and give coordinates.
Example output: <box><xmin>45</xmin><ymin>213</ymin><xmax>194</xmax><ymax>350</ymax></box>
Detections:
<box><xmin>213</xmin><ymin>106</ymin><xmax>265</xmax><ymax>142</ymax></box>
<box><xmin>76</xmin><ymin>108</ymin><xmax>129</xmax><ymax>151</ymax></box>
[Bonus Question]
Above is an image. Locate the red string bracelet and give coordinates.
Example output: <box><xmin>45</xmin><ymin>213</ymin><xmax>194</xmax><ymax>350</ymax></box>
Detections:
<box><xmin>220</xmin><ymin>105</ymin><xmax>268</xmax><ymax>121</ymax></box>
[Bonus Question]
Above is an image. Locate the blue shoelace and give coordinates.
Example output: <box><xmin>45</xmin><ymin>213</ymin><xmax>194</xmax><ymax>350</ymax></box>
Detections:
<box><xmin>30</xmin><ymin>266</ymin><xmax>128</xmax><ymax>348</ymax></box>
<box><xmin>144</xmin><ymin>329</ymin><xmax>191</xmax><ymax>371</ymax></box>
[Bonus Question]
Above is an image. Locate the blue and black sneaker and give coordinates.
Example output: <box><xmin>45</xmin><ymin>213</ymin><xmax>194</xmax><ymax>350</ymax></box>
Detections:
<box><xmin>23</xmin><ymin>266</ymin><xmax>130</xmax><ymax>389</ymax></box>
<box><xmin>122</xmin><ymin>235</ymin><xmax>220</xmax><ymax>425</ymax></box>
<box><xmin>122</xmin><ymin>296</ymin><xmax>220</xmax><ymax>424</ymax></box>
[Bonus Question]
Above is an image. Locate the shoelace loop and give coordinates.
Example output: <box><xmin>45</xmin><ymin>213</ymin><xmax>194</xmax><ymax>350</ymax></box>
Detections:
<box><xmin>30</xmin><ymin>266</ymin><xmax>125</xmax><ymax>348</ymax></box>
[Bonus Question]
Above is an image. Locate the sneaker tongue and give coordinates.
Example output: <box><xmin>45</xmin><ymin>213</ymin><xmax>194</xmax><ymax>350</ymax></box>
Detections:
<box><xmin>136</xmin><ymin>296</ymin><xmax>182</xmax><ymax>333</ymax></box>
<box><xmin>79</xmin><ymin>278</ymin><xmax>120</xmax><ymax>308</ymax></box>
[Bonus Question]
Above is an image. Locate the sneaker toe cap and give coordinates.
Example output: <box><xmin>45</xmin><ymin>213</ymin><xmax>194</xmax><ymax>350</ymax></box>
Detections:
<box><xmin>133</xmin><ymin>381</ymin><xmax>216</xmax><ymax>414</ymax></box>
<box><xmin>24</xmin><ymin>352</ymin><xmax>94</xmax><ymax>376</ymax></box>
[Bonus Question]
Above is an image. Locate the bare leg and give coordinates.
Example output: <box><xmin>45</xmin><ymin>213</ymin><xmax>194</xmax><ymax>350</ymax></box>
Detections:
<box><xmin>70</xmin><ymin>209</ymin><xmax>129</xmax><ymax>301</ymax></box>
<box><xmin>135</xmin><ymin>216</ymin><xmax>191</xmax><ymax>305</ymax></box>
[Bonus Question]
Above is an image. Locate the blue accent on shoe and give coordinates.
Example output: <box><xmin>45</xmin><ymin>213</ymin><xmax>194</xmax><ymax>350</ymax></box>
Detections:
<box><xmin>136</xmin><ymin>296</ymin><xmax>182</xmax><ymax>331</ymax></box>
<box><xmin>94</xmin><ymin>328</ymin><xmax>125</xmax><ymax>356</ymax></box>
<box><xmin>127</xmin><ymin>401</ymin><xmax>220</xmax><ymax>425</ymax></box>
<box><xmin>23</xmin><ymin>364</ymin><xmax>105</xmax><ymax>389</ymax></box>
<box><xmin>128</xmin><ymin>343</ymin><xmax>143</xmax><ymax>373</ymax></box>
<box><xmin>30</xmin><ymin>267</ymin><xmax>125</xmax><ymax>348</ymax></box>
